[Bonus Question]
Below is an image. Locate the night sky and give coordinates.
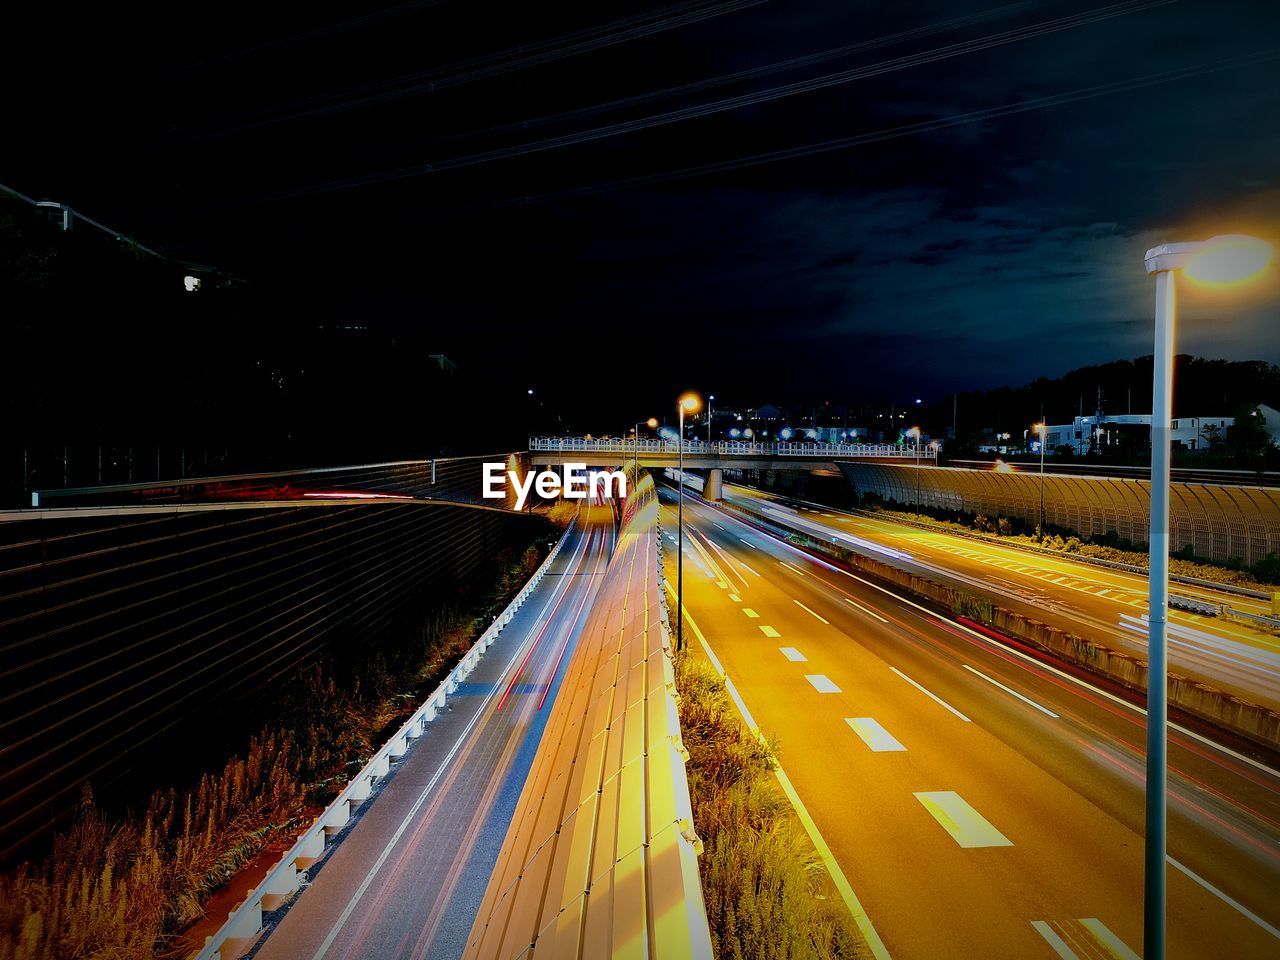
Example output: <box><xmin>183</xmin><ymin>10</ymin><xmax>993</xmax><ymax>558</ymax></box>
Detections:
<box><xmin>5</xmin><ymin>0</ymin><xmax>1279</xmax><ymax>421</ymax></box>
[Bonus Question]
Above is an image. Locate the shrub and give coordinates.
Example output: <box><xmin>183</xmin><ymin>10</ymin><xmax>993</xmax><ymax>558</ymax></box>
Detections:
<box><xmin>953</xmin><ymin>592</ymin><xmax>994</xmax><ymax>624</ymax></box>
<box><xmin>0</xmin><ymin>535</ymin><xmax>549</xmax><ymax>960</ymax></box>
<box><xmin>675</xmin><ymin>654</ymin><xmax>867</xmax><ymax>960</ymax></box>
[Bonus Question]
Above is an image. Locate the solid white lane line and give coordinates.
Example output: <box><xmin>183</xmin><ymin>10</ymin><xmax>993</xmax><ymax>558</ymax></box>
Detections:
<box><xmin>794</xmin><ymin>600</ymin><xmax>829</xmax><ymax>624</ymax></box>
<box><xmin>843</xmin><ymin>596</ymin><xmax>889</xmax><ymax>624</ymax></box>
<box><xmin>741</xmin><ymin>607</ymin><xmax>760</xmax><ymax>619</ymax></box>
<box><xmin>670</xmin><ymin>584</ymin><xmax>892</xmax><ymax>960</ymax></box>
<box><xmin>759</xmin><ymin>625</ymin><xmax>781</xmax><ymax>638</ymax></box>
<box><xmin>1168</xmin><ymin>856</ymin><xmax>1280</xmax><ymax>941</ymax></box>
<box><xmin>846</xmin><ymin>717</ymin><xmax>905</xmax><ymax>752</ymax></box>
<box><xmin>1030</xmin><ymin>921</ymin><xmax>1079</xmax><ymax>959</ymax></box>
<box><xmin>913</xmin><ymin>791</ymin><xmax>1012</xmax><ymax>848</ymax></box>
<box><xmin>806</xmin><ymin>674</ymin><xmax>841</xmax><ymax>693</ymax></box>
<box><xmin>889</xmin><ymin>666</ymin><xmax>971</xmax><ymax>722</ymax></box>
<box><xmin>779</xmin><ymin>560</ymin><xmax>806</xmax><ymax>576</ymax></box>
<box><xmin>962</xmin><ymin>664</ymin><xmax>1059</xmax><ymax>718</ymax></box>
<box><xmin>1078</xmin><ymin>918</ymin><xmax>1140</xmax><ymax>960</ymax></box>
<box><xmin>780</xmin><ymin>647</ymin><xmax>808</xmax><ymax>662</ymax></box>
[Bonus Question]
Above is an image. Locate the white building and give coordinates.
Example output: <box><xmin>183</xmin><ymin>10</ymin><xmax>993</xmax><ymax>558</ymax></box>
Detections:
<box><xmin>1042</xmin><ymin>413</ymin><xmax>1233</xmax><ymax>454</ymax></box>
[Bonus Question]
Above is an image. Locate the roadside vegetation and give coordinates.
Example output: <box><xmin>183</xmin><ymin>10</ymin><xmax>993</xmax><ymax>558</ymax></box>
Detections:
<box><xmin>675</xmin><ymin>653</ymin><xmax>868</xmax><ymax>960</ymax></box>
<box><xmin>0</xmin><ymin>534</ymin><xmax>551</xmax><ymax>960</ymax></box>
<box><xmin>859</xmin><ymin>500</ymin><xmax>1280</xmax><ymax>590</ymax></box>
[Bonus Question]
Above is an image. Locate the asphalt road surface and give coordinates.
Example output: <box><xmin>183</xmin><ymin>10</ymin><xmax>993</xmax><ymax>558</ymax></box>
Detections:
<box><xmin>720</xmin><ymin>482</ymin><xmax>1280</xmax><ymax>713</ymax></box>
<box><xmin>252</xmin><ymin>503</ymin><xmax>614</xmax><ymax>960</ymax></box>
<box><xmin>660</xmin><ymin>484</ymin><xmax>1280</xmax><ymax>960</ymax></box>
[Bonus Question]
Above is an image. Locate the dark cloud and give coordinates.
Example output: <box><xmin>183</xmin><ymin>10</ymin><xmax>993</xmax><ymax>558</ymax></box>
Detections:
<box><xmin>2</xmin><ymin>0</ymin><xmax>1277</xmax><ymax>423</ymax></box>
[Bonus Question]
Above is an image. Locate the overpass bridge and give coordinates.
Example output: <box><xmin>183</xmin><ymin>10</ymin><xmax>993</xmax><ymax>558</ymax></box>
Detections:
<box><xmin>530</xmin><ymin>436</ymin><xmax>931</xmax><ymax>470</ymax></box>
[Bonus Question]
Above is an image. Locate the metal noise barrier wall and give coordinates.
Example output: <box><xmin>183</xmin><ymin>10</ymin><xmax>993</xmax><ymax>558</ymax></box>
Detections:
<box><xmin>463</xmin><ymin>470</ymin><xmax>713</xmax><ymax>960</ymax></box>
<box><xmin>838</xmin><ymin>462</ymin><xmax>1280</xmax><ymax>566</ymax></box>
<box><xmin>193</xmin><ymin>516</ymin><xmax>579</xmax><ymax>960</ymax></box>
<box><xmin>0</xmin><ymin>497</ymin><xmax>526</xmax><ymax>862</ymax></box>
<box><xmin>31</xmin><ymin>452</ymin><xmax>532</xmax><ymax>511</ymax></box>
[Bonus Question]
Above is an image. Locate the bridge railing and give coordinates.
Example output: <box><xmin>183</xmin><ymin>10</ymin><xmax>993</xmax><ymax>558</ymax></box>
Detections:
<box><xmin>529</xmin><ymin>436</ymin><xmax>934</xmax><ymax>459</ymax></box>
<box><xmin>192</xmin><ymin>514</ymin><xmax>578</xmax><ymax>960</ymax></box>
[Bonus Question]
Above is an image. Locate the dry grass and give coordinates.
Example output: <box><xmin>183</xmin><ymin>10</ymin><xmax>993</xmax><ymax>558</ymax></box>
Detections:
<box><xmin>675</xmin><ymin>654</ymin><xmax>867</xmax><ymax>960</ymax></box>
<box><xmin>0</xmin><ymin>540</ymin><xmax>547</xmax><ymax>960</ymax></box>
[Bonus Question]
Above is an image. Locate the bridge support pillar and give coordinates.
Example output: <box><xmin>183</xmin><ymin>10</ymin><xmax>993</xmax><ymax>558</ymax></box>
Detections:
<box><xmin>704</xmin><ymin>469</ymin><xmax>724</xmax><ymax>501</ymax></box>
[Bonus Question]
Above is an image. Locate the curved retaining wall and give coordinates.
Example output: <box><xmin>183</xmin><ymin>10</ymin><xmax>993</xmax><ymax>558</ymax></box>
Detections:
<box><xmin>839</xmin><ymin>462</ymin><xmax>1280</xmax><ymax>565</ymax></box>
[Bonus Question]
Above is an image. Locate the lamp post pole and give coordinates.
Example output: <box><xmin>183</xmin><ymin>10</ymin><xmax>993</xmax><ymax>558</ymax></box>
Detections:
<box><xmin>1144</xmin><ymin>264</ymin><xmax>1176</xmax><ymax>960</ymax></box>
<box><xmin>677</xmin><ymin>401</ymin><xmax>686</xmax><ymax>652</ymax></box>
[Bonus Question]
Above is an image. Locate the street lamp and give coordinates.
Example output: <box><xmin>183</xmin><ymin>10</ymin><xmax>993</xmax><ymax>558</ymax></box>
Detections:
<box><xmin>676</xmin><ymin>392</ymin><xmax>702</xmax><ymax>652</ymax></box>
<box><xmin>707</xmin><ymin>394</ymin><xmax>716</xmax><ymax>444</ymax></box>
<box><xmin>906</xmin><ymin>427</ymin><xmax>923</xmax><ymax>514</ymax></box>
<box><xmin>1141</xmin><ymin>232</ymin><xmax>1271</xmax><ymax>960</ymax></box>
<box><xmin>1033</xmin><ymin>422</ymin><xmax>1047</xmax><ymax>539</ymax></box>
<box><xmin>633</xmin><ymin>417</ymin><xmax>658</xmax><ymax>475</ymax></box>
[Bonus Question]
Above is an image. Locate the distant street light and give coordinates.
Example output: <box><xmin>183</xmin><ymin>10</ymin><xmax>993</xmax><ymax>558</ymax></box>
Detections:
<box><xmin>1033</xmin><ymin>422</ymin><xmax>1047</xmax><ymax>539</ymax></box>
<box><xmin>1141</xmin><ymin>232</ymin><xmax>1272</xmax><ymax>960</ymax></box>
<box><xmin>707</xmin><ymin>394</ymin><xmax>716</xmax><ymax>444</ymax></box>
<box><xmin>676</xmin><ymin>392</ymin><xmax>702</xmax><ymax>652</ymax></box>
<box><xmin>632</xmin><ymin>417</ymin><xmax>659</xmax><ymax>475</ymax></box>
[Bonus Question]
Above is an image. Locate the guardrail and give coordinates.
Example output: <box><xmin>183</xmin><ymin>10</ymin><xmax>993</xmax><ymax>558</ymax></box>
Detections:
<box><xmin>530</xmin><ymin>436</ymin><xmax>934</xmax><ymax>459</ymax></box>
<box><xmin>463</xmin><ymin>468</ymin><xmax>712</xmax><ymax>960</ymax></box>
<box><xmin>192</xmin><ymin>514</ymin><xmax>578</xmax><ymax>960</ymax></box>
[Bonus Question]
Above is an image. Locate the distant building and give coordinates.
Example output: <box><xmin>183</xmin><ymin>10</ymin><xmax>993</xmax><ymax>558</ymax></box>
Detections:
<box><xmin>1042</xmin><ymin>413</ymin><xmax>1232</xmax><ymax>454</ymax></box>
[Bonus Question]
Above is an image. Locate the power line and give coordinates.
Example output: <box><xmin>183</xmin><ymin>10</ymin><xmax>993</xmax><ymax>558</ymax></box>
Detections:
<box><xmin>437</xmin><ymin>0</ymin><xmax>1070</xmax><ymax>145</ymax></box>
<box><xmin>492</xmin><ymin>48</ymin><xmax>1279</xmax><ymax>206</ymax></box>
<box><xmin>190</xmin><ymin>0</ymin><xmax>767</xmax><ymax>141</ymax></box>
<box><xmin>255</xmin><ymin>0</ymin><xmax>1169</xmax><ymax>201</ymax></box>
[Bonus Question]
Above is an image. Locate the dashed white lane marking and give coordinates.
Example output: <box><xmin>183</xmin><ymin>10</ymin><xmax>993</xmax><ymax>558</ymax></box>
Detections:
<box><xmin>728</xmin><ymin>593</ymin><xmax>741</xmax><ymax>603</ymax></box>
<box><xmin>739</xmin><ymin>561</ymin><xmax>761</xmax><ymax>577</ymax></box>
<box><xmin>914</xmin><ymin>791</ymin><xmax>1012</xmax><ymax>848</ymax></box>
<box><xmin>759</xmin><ymin>625</ymin><xmax>781</xmax><ymax>638</ymax></box>
<box><xmin>794</xmin><ymin>600</ymin><xmax>829</xmax><ymax>624</ymax></box>
<box><xmin>780</xmin><ymin>647</ymin><xmax>808</xmax><ymax>662</ymax></box>
<box><xmin>738</xmin><ymin>538</ymin><xmax>757</xmax><ymax>548</ymax></box>
<box><xmin>741</xmin><ymin>607</ymin><xmax>760</xmax><ymax>619</ymax></box>
<box><xmin>1078</xmin><ymin>918</ymin><xmax>1140</xmax><ymax>960</ymax></box>
<box><xmin>1030</xmin><ymin>921</ymin><xmax>1077</xmax><ymax>958</ymax></box>
<box><xmin>962</xmin><ymin>664</ymin><xmax>1059</xmax><ymax>718</ymax></box>
<box><xmin>779</xmin><ymin>560</ymin><xmax>806</xmax><ymax>576</ymax></box>
<box><xmin>806</xmin><ymin>674</ymin><xmax>841</xmax><ymax>693</ymax></box>
<box><xmin>846</xmin><ymin>717</ymin><xmax>906</xmax><ymax>752</ymax></box>
<box><xmin>843</xmin><ymin>596</ymin><xmax>889</xmax><ymax>623</ymax></box>
<box><xmin>889</xmin><ymin>666</ymin><xmax>971</xmax><ymax>722</ymax></box>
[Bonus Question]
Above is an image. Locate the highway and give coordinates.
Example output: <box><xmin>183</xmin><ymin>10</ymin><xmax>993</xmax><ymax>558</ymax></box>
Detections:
<box><xmin>252</xmin><ymin>503</ymin><xmax>614</xmax><ymax>960</ymax></box>
<box><xmin>718</xmin><ymin>483</ymin><xmax>1280</xmax><ymax>714</ymax></box>
<box><xmin>658</xmin><ymin>484</ymin><xmax>1280</xmax><ymax>959</ymax></box>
